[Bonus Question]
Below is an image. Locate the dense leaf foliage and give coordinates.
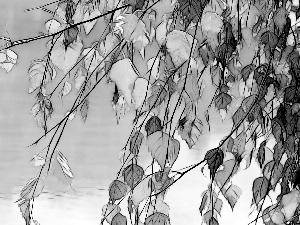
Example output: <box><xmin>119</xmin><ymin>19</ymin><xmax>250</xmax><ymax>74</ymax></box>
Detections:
<box><xmin>2</xmin><ymin>0</ymin><xmax>300</xmax><ymax>224</ymax></box>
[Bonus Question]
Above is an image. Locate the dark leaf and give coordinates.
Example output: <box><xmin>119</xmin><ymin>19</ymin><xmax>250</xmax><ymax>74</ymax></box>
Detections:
<box><xmin>167</xmin><ymin>78</ymin><xmax>177</xmax><ymax>95</ymax></box>
<box><xmin>205</xmin><ymin>148</ymin><xmax>224</xmax><ymax>180</ymax></box>
<box><xmin>177</xmin><ymin>0</ymin><xmax>209</xmax><ymax>25</ymax></box>
<box><xmin>111</xmin><ymin>212</ymin><xmax>127</xmax><ymax>225</ymax></box>
<box><xmin>252</xmin><ymin>177</ymin><xmax>270</xmax><ymax>207</ymax></box>
<box><xmin>257</xmin><ymin>140</ymin><xmax>266</xmax><ymax>168</ymax></box>
<box><xmin>241</xmin><ymin>64</ymin><xmax>256</xmax><ymax>81</ymax></box>
<box><xmin>63</xmin><ymin>26</ymin><xmax>79</xmax><ymax>49</ymax></box>
<box><xmin>232</xmin><ymin>106</ymin><xmax>246</xmax><ymax>129</ymax></box>
<box><xmin>220</xmin><ymin>84</ymin><xmax>229</xmax><ymax>93</ymax></box>
<box><xmin>178</xmin><ymin>117</ymin><xmax>203</xmax><ymax>149</ymax></box>
<box><xmin>130</xmin><ymin>131</ymin><xmax>144</xmax><ymax>156</ymax></box>
<box><xmin>109</xmin><ymin>180</ymin><xmax>127</xmax><ymax>202</ymax></box>
<box><xmin>65</xmin><ymin>0</ymin><xmax>76</xmax><ymax>24</ymax></box>
<box><xmin>126</xmin><ymin>0</ymin><xmax>145</xmax><ymax>12</ymax></box>
<box><xmin>112</xmin><ymin>84</ymin><xmax>120</xmax><ymax>106</ymax></box>
<box><xmin>204</xmin><ymin>109</ymin><xmax>210</xmax><ymax>132</ymax></box>
<box><xmin>203</xmin><ymin>210</ymin><xmax>219</xmax><ymax>225</ymax></box>
<box><xmin>199</xmin><ymin>191</ymin><xmax>208</xmax><ymax>215</ymax></box>
<box><xmin>293</xmin><ymin>168</ymin><xmax>300</xmax><ymax>189</ymax></box>
<box><xmin>148</xmin><ymin>84</ymin><xmax>167</xmax><ymax>110</ymax></box>
<box><xmin>145</xmin><ymin>212</ymin><xmax>170</xmax><ymax>225</ymax></box>
<box><xmin>128</xmin><ymin>197</ymin><xmax>133</xmax><ymax>214</ymax></box>
<box><xmin>123</xmin><ymin>164</ymin><xmax>144</xmax><ymax>189</ymax></box>
<box><xmin>260</xmin><ymin>31</ymin><xmax>279</xmax><ymax>51</ymax></box>
<box><xmin>271</xmin><ymin>117</ymin><xmax>286</xmax><ymax>143</ymax></box>
<box><xmin>283</xmin><ymin>157</ymin><xmax>298</xmax><ymax>182</ymax></box>
<box><xmin>263</xmin><ymin>161</ymin><xmax>283</xmax><ymax>188</ymax></box>
<box><xmin>145</xmin><ymin>116</ymin><xmax>162</xmax><ymax>136</ymax></box>
<box><xmin>214</xmin><ymin>92</ymin><xmax>232</xmax><ymax>110</ymax></box>
<box><xmin>284</xmin><ymin>86</ymin><xmax>297</xmax><ymax>103</ymax></box>
<box><xmin>273</xmin><ymin>143</ymin><xmax>284</xmax><ymax>163</ymax></box>
<box><xmin>209</xmin><ymin>217</ymin><xmax>219</xmax><ymax>225</ymax></box>
<box><xmin>177</xmin><ymin>74</ymin><xmax>200</xmax><ymax>106</ymax></box>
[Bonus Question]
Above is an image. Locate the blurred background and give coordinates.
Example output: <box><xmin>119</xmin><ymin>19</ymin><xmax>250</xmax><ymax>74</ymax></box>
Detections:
<box><xmin>0</xmin><ymin>0</ymin><xmax>299</xmax><ymax>225</ymax></box>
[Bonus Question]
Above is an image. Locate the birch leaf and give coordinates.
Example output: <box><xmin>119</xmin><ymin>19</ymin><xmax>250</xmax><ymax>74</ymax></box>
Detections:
<box><xmin>59</xmin><ymin>80</ymin><xmax>72</xmax><ymax>101</ymax></box>
<box><xmin>109</xmin><ymin>58</ymin><xmax>138</xmax><ymax>106</ymax></box>
<box><xmin>108</xmin><ymin>180</ymin><xmax>127</xmax><ymax>202</ymax></box>
<box><xmin>147</xmin><ymin>131</ymin><xmax>180</xmax><ymax>169</ymax></box>
<box><xmin>115</xmin><ymin>14</ymin><xmax>149</xmax><ymax>58</ymax></box>
<box><xmin>224</xmin><ymin>184</ymin><xmax>242</xmax><ymax>210</ymax></box>
<box><xmin>113</xmin><ymin>95</ymin><xmax>130</xmax><ymax>124</ymax></box>
<box><xmin>28</xmin><ymin>60</ymin><xmax>52</xmax><ymax>93</ymax></box>
<box><xmin>147</xmin><ymin>199</ymin><xmax>170</xmax><ymax>217</ymax></box>
<box><xmin>178</xmin><ymin>117</ymin><xmax>203</xmax><ymax>149</ymax></box>
<box><xmin>111</xmin><ymin>213</ymin><xmax>127</xmax><ymax>225</ymax></box>
<box><xmin>74</xmin><ymin>67</ymin><xmax>86</xmax><ymax>90</ymax></box>
<box><xmin>132</xmin><ymin>176</ymin><xmax>152</xmax><ymax>206</ymax></box>
<box><xmin>166</xmin><ymin>30</ymin><xmax>197</xmax><ymax>68</ymax></box>
<box><xmin>132</xmin><ymin>77</ymin><xmax>151</xmax><ymax>109</ymax></box>
<box><xmin>6</xmin><ymin>49</ymin><xmax>18</xmax><ymax>64</ymax></box>
<box><xmin>82</xmin><ymin>47</ymin><xmax>104</xmax><ymax>73</ymax></box>
<box><xmin>215</xmin><ymin>93</ymin><xmax>232</xmax><ymax>110</ymax></box>
<box><xmin>102</xmin><ymin>203</ymin><xmax>121</xmax><ymax>224</ymax></box>
<box><xmin>17</xmin><ymin>199</ymin><xmax>31</xmax><ymax>225</ymax></box>
<box><xmin>145</xmin><ymin>212</ymin><xmax>171</xmax><ymax>225</ymax></box>
<box><xmin>147</xmin><ymin>56</ymin><xmax>160</xmax><ymax>79</ymax></box>
<box><xmin>50</xmin><ymin>35</ymin><xmax>83</xmax><ymax>75</ymax></box>
<box><xmin>19</xmin><ymin>176</ymin><xmax>44</xmax><ymax>200</ymax></box>
<box><xmin>252</xmin><ymin>176</ymin><xmax>269</xmax><ymax>207</ymax></box>
<box><xmin>123</xmin><ymin>164</ymin><xmax>144</xmax><ymax>189</ymax></box>
<box><xmin>45</xmin><ymin>19</ymin><xmax>61</xmax><ymax>34</ymax></box>
<box><xmin>31</xmin><ymin>155</ymin><xmax>46</xmax><ymax>167</ymax></box>
<box><xmin>80</xmin><ymin>99</ymin><xmax>89</xmax><ymax>123</ymax></box>
<box><xmin>82</xmin><ymin>9</ymin><xmax>101</xmax><ymax>34</ymax></box>
<box><xmin>50</xmin><ymin>150</ymin><xmax>74</xmax><ymax>186</ymax></box>
<box><xmin>0</xmin><ymin>62</ymin><xmax>14</xmax><ymax>72</ymax></box>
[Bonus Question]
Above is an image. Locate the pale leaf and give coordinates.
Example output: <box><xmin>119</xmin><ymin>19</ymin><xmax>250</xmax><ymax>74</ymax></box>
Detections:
<box><xmin>50</xmin><ymin>150</ymin><xmax>73</xmax><ymax>186</ymax></box>
<box><xmin>147</xmin><ymin>198</ymin><xmax>170</xmax><ymax>216</ymax></box>
<box><xmin>19</xmin><ymin>176</ymin><xmax>44</xmax><ymax>200</ymax></box>
<box><xmin>147</xmin><ymin>56</ymin><xmax>160</xmax><ymax>80</ymax></box>
<box><xmin>147</xmin><ymin>131</ymin><xmax>180</xmax><ymax>169</ymax></box>
<box><xmin>28</xmin><ymin>60</ymin><xmax>52</xmax><ymax>93</ymax></box>
<box><xmin>224</xmin><ymin>184</ymin><xmax>242</xmax><ymax>210</ymax></box>
<box><xmin>109</xmin><ymin>58</ymin><xmax>138</xmax><ymax>106</ymax></box>
<box><xmin>17</xmin><ymin>199</ymin><xmax>31</xmax><ymax>225</ymax></box>
<box><xmin>82</xmin><ymin>47</ymin><xmax>104</xmax><ymax>73</ymax></box>
<box><xmin>0</xmin><ymin>62</ymin><xmax>14</xmax><ymax>72</ymax></box>
<box><xmin>0</xmin><ymin>51</ymin><xmax>6</xmax><ymax>62</ymax></box>
<box><xmin>280</xmin><ymin>190</ymin><xmax>300</xmax><ymax>220</ymax></box>
<box><xmin>65</xmin><ymin>111</ymin><xmax>76</xmax><ymax>120</ymax></box>
<box><xmin>31</xmin><ymin>155</ymin><xmax>46</xmax><ymax>167</ymax></box>
<box><xmin>45</xmin><ymin>19</ymin><xmax>61</xmax><ymax>34</ymax></box>
<box><xmin>166</xmin><ymin>30</ymin><xmax>197</xmax><ymax>68</ymax></box>
<box><xmin>74</xmin><ymin>67</ymin><xmax>86</xmax><ymax>90</ymax></box>
<box><xmin>132</xmin><ymin>77</ymin><xmax>151</xmax><ymax>109</ymax></box>
<box><xmin>83</xmin><ymin>9</ymin><xmax>101</xmax><ymax>34</ymax></box>
<box><xmin>132</xmin><ymin>176</ymin><xmax>152</xmax><ymax>206</ymax></box>
<box><xmin>50</xmin><ymin>35</ymin><xmax>83</xmax><ymax>74</ymax></box>
<box><xmin>6</xmin><ymin>49</ymin><xmax>18</xmax><ymax>63</ymax></box>
<box><xmin>59</xmin><ymin>80</ymin><xmax>72</xmax><ymax>100</ymax></box>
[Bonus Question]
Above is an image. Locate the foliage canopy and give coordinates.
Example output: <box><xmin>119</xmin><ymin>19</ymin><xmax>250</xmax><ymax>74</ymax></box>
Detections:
<box><xmin>2</xmin><ymin>0</ymin><xmax>300</xmax><ymax>224</ymax></box>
